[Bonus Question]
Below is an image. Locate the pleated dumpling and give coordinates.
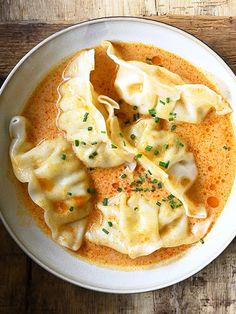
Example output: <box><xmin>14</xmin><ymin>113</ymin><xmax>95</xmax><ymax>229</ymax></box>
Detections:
<box><xmin>86</xmin><ymin>193</ymin><xmax>211</xmax><ymax>259</ymax></box>
<box><xmin>123</xmin><ymin>118</ymin><xmax>206</xmax><ymax>218</ymax></box>
<box><xmin>58</xmin><ymin>49</ymin><xmax>133</xmax><ymax>168</ymax></box>
<box><xmin>105</xmin><ymin>41</ymin><xmax>231</xmax><ymax>123</ymax></box>
<box><xmin>9</xmin><ymin>116</ymin><xmax>92</xmax><ymax>251</ymax></box>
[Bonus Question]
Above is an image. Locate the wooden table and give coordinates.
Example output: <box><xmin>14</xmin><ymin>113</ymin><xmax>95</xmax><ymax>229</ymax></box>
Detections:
<box><xmin>1</xmin><ymin>1</ymin><xmax>236</xmax><ymax>313</ymax></box>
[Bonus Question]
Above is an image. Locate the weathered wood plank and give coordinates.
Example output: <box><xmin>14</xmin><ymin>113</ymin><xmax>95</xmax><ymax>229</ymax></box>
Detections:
<box><xmin>0</xmin><ymin>222</ymin><xmax>29</xmax><ymax>314</ymax></box>
<box><xmin>0</xmin><ymin>0</ymin><xmax>235</xmax><ymax>23</ymax></box>
<box><xmin>0</xmin><ymin>16</ymin><xmax>235</xmax><ymax>78</ymax></box>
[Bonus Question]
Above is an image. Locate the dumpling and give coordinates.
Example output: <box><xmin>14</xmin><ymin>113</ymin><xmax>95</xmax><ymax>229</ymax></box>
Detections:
<box><xmin>105</xmin><ymin>41</ymin><xmax>231</xmax><ymax>123</ymax></box>
<box><xmin>86</xmin><ymin>193</ymin><xmax>211</xmax><ymax>259</ymax></box>
<box><xmin>9</xmin><ymin>116</ymin><xmax>92</xmax><ymax>251</ymax></box>
<box><xmin>58</xmin><ymin>49</ymin><xmax>133</xmax><ymax>168</ymax></box>
<box><xmin>123</xmin><ymin>118</ymin><xmax>206</xmax><ymax>218</ymax></box>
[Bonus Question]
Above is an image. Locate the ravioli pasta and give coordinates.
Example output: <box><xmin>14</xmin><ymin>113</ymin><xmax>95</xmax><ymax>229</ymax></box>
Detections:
<box><xmin>86</xmin><ymin>193</ymin><xmax>211</xmax><ymax>259</ymax></box>
<box><xmin>105</xmin><ymin>41</ymin><xmax>231</xmax><ymax>123</ymax></box>
<box><xmin>123</xmin><ymin>118</ymin><xmax>206</xmax><ymax>218</ymax></box>
<box><xmin>9</xmin><ymin>116</ymin><xmax>92</xmax><ymax>251</ymax></box>
<box><xmin>58</xmin><ymin>49</ymin><xmax>133</xmax><ymax>168</ymax></box>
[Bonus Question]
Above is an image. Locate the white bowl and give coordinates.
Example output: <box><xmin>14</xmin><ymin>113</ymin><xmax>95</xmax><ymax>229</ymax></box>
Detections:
<box><xmin>0</xmin><ymin>17</ymin><xmax>235</xmax><ymax>293</ymax></box>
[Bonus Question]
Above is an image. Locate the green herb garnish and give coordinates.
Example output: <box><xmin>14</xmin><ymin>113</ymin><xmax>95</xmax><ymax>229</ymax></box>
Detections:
<box><xmin>111</xmin><ymin>144</ymin><xmax>117</xmax><ymax>149</ymax></box>
<box><xmin>69</xmin><ymin>206</ymin><xmax>74</xmax><ymax>212</ymax></box>
<box><xmin>134</xmin><ymin>153</ymin><xmax>142</xmax><ymax>160</ymax></box>
<box><xmin>87</xmin><ymin>126</ymin><xmax>93</xmax><ymax>131</ymax></box>
<box><xmin>87</xmin><ymin>187</ymin><xmax>96</xmax><ymax>194</ymax></box>
<box><xmin>171</xmin><ymin>125</ymin><xmax>177</xmax><ymax>131</ymax></box>
<box><xmin>130</xmin><ymin>134</ymin><xmax>136</xmax><ymax>140</ymax></box>
<box><xmin>145</xmin><ymin>145</ymin><xmax>153</xmax><ymax>151</ymax></box>
<box><xmin>102</xmin><ymin>228</ymin><xmax>109</xmax><ymax>235</ymax></box>
<box><xmin>148</xmin><ymin>108</ymin><xmax>156</xmax><ymax>117</ymax></box>
<box><xmin>103</xmin><ymin>198</ymin><xmax>108</xmax><ymax>206</ymax></box>
<box><xmin>154</xmin><ymin>150</ymin><xmax>159</xmax><ymax>156</ymax></box>
<box><xmin>108</xmin><ymin>221</ymin><xmax>113</xmax><ymax>227</ymax></box>
<box><xmin>83</xmin><ymin>112</ymin><xmax>89</xmax><ymax>122</ymax></box>
<box><xmin>61</xmin><ymin>154</ymin><xmax>66</xmax><ymax>160</ymax></box>
<box><xmin>117</xmin><ymin>187</ymin><xmax>123</xmax><ymax>192</ymax></box>
<box><xmin>159</xmin><ymin>160</ymin><xmax>170</xmax><ymax>169</ymax></box>
<box><xmin>121</xmin><ymin>174</ymin><xmax>127</xmax><ymax>179</ymax></box>
<box><xmin>75</xmin><ymin>140</ymin><xmax>80</xmax><ymax>147</ymax></box>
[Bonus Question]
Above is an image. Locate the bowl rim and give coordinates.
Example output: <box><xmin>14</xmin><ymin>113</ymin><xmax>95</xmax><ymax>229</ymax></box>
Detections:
<box><xmin>0</xmin><ymin>16</ymin><xmax>235</xmax><ymax>294</ymax></box>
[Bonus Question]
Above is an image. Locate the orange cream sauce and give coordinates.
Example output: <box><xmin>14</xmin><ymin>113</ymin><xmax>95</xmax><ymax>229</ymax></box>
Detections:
<box><xmin>19</xmin><ymin>42</ymin><xmax>236</xmax><ymax>268</ymax></box>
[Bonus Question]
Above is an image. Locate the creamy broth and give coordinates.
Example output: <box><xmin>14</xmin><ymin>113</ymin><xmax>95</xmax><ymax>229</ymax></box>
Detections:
<box><xmin>19</xmin><ymin>42</ymin><xmax>236</xmax><ymax>268</ymax></box>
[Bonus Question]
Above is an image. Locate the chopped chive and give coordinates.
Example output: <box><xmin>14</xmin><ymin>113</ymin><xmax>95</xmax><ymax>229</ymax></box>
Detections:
<box><xmin>169</xmin><ymin>112</ymin><xmax>177</xmax><ymax>116</ymax></box>
<box><xmin>130</xmin><ymin>181</ymin><xmax>136</xmax><ymax>186</ymax></box>
<box><xmin>163</xmin><ymin>144</ymin><xmax>169</xmax><ymax>150</ymax></box>
<box><xmin>89</xmin><ymin>151</ymin><xmax>98</xmax><ymax>159</ymax></box>
<box><xmin>111</xmin><ymin>144</ymin><xmax>117</xmax><ymax>149</ymax></box>
<box><xmin>75</xmin><ymin>139</ymin><xmax>80</xmax><ymax>147</ymax></box>
<box><xmin>131</xmin><ymin>187</ymin><xmax>143</xmax><ymax>192</ymax></box>
<box><xmin>154</xmin><ymin>150</ymin><xmax>159</xmax><ymax>156</ymax></box>
<box><xmin>167</xmin><ymin>194</ymin><xmax>175</xmax><ymax>200</ymax></box>
<box><xmin>136</xmin><ymin>179</ymin><xmax>143</xmax><ymax>184</ymax></box>
<box><xmin>159</xmin><ymin>161</ymin><xmax>170</xmax><ymax>169</ymax></box>
<box><xmin>166</xmin><ymin>97</ymin><xmax>170</xmax><ymax>103</ymax></box>
<box><xmin>223</xmin><ymin>145</ymin><xmax>228</xmax><ymax>150</ymax></box>
<box><xmin>154</xmin><ymin>117</ymin><xmax>160</xmax><ymax>123</ymax></box>
<box><xmin>123</xmin><ymin>140</ymin><xmax>126</xmax><ymax>146</ymax></box>
<box><xmin>148</xmin><ymin>108</ymin><xmax>156</xmax><ymax>117</ymax></box>
<box><xmin>130</xmin><ymin>134</ymin><xmax>136</xmax><ymax>140</ymax></box>
<box><xmin>102</xmin><ymin>228</ymin><xmax>109</xmax><ymax>235</ymax></box>
<box><xmin>83</xmin><ymin>112</ymin><xmax>89</xmax><ymax>122</ymax></box>
<box><xmin>169</xmin><ymin>117</ymin><xmax>174</xmax><ymax>121</ymax></box>
<box><xmin>171</xmin><ymin>125</ymin><xmax>177</xmax><ymax>131</ymax></box>
<box><xmin>91</xmin><ymin>141</ymin><xmax>97</xmax><ymax>145</ymax></box>
<box><xmin>200</xmin><ymin>238</ymin><xmax>204</xmax><ymax>244</ymax></box>
<box><xmin>157</xmin><ymin>182</ymin><xmax>162</xmax><ymax>189</ymax></box>
<box><xmin>69</xmin><ymin>206</ymin><xmax>74</xmax><ymax>212</ymax></box>
<box><xmin>87</xmin><ymin>187</ymin><xmax>96</xmax><ymax>194</ymax></box>
<box><xmin>145</xmin><ymin>145</ymin><xmax>153</xmax><ymax>151</ymax></box>
<box><xmin>61</xmin><ymin>154</ymin><xmax>66</xmax><ymax>160</ymax></box>
<box><xmin>134</xmin><ymin>207</ymin><xmax>138</xmax><ymax>211</ymax></box>
<box><xmin>67</xmin><ymin>192</ymin><xmax>72</xmax><ymax>196</ymax></box>
<box><xmin>133</xmin><ymin>113</ymin><xmax>140</xmax><ymax>121</ymax></box>
<box><xmin>88</xmin><ymin>126</ymin><xmax>93</xmax><ymax>131</ymax></box>
<box><xmin>146</xmin><ymin>57</ymin><xmax>152</xmax><ymax>64</ymax></box>
<box><xmin>134</xmin><ymin>153</ymin><xmax>142</xmax><ymax>160</ymax></box>
<box><xmin>121</xmin><ymin>174</ymin><xmax>127</xmax><ymax>179</ymax></box>
<box><xmin>160</xmin><ymin>100</ymin><xmax>165</xmax><ymax>105</ymax></box>
<box><xmin>176</xmin><ymin>138</ymin><xmax>184</xmax><ymax>147</ymax></box>
<box><xmin>143</xmin><ymin>188</ymin><xmax>149</xmax><ymax>192</ymax></box>
<box><xmin>101</xmin><ymin>130</ymin><xmax>106</xmax><ymax>134</ymax></box>
<box><xmin>108</xmin><ymin>221</ymin><xmax>113</xmax><ymax>227</ymax></box>
<box><xmin>103</xmin><ymin>197</ymin><xmax>108</xmax><ymax>206</ymax></box>
<box><xmin>156</xmin><ymin>201</ymin><xmax>161</xmax><ymax>206</ymax></box>
<box><xmin>151</xmin><ymin>178</ymin><xmax>158</xmax><ymax>184</ymax></box>
<box><xmin>80</xmin><ymin>141</ymin><xmax>86</xmax><ymax>145</ymax></box>
<box><xmin>117</xmin><ymin>187</ymin><xmax>123</xmax><ymax>192</ymax></box>
<box><xmin>148</xmin><ymin>169</ymin><xmax>152</xmax><ymax>175</ymax></box>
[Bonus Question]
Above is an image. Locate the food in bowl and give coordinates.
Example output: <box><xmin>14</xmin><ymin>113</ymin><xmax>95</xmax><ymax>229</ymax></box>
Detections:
<box><xmin>9</xmin><ymin>41</ymin><xmax>236</xmax><ymax>268</ymax></box>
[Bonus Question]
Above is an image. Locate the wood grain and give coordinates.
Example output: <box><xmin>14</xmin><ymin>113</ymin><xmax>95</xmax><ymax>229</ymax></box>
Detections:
<box><xmin>0</xmin><ymin>15</ymin><xmax>236</xmax><ymax>314</ymax></box>
<box><xmin>0</xmin><ymin>16</ymin><xmax>235</xmax><ymax>78</ymax></box>
<box><xmin>0</xmin><ymin>0</ymin><xmax>235</xmax><ymax>23</ymax></box>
